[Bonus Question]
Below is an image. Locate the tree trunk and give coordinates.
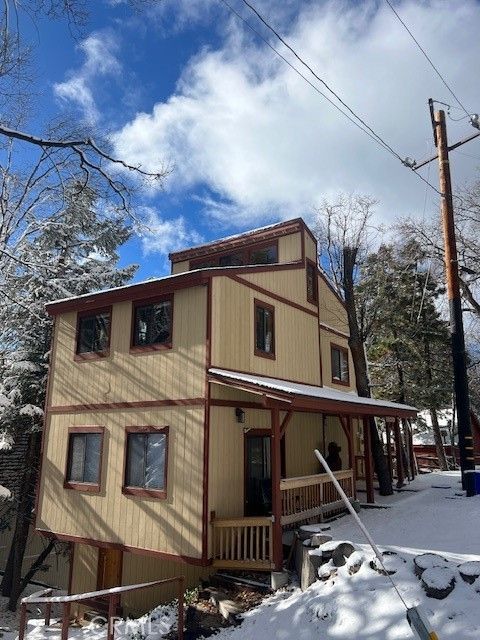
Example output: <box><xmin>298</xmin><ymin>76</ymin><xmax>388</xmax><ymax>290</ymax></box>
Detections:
<box><xmin>18</xmin><ymin>539</ymin><xmax>56</xmax><ymax>596</ymax></box>
<box><xmin>343</xmin><ymin>247</ymin><xmax>393</xmax><ymax>496</ymax></box>
<box><xmin>430</xmin><ymin>409</ymin><xmax>449</xmax><ymax>471</ymax></box>
<box><xmin>1</xmin><ymin>431</ymin><xmax>42</xmax><ymax>610</ymax></box>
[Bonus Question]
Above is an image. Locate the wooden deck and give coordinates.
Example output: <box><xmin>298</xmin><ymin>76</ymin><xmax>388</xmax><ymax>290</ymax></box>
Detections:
<box><xmin>211</xmin><ymin>470</ymin><xmax>354</xmax><ymax>570</ymax></box>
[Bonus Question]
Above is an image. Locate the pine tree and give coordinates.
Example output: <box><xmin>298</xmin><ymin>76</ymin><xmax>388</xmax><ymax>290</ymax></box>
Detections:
<box><xmin>0</xmin><ymin>182</ymin><xmax>136</xmax><ymax>609</ymax></box>
<box><xmin>358</xmin><ymin>241</ymin><xmax>452</xmax><ymax>469</ymax></box>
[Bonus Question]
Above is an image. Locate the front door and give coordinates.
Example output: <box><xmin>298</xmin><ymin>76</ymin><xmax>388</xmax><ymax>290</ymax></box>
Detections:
<box><xmin>245</xmin><ymin>433</ymin><xmax>272</xmax><ymax>516</ymax></box>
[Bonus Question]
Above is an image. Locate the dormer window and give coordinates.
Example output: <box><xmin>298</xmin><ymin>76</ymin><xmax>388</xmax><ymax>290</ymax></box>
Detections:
<box><xmin>190</xmin><ymin>241</ymin><xmax>278</xmax><ymax>269</ymax></box>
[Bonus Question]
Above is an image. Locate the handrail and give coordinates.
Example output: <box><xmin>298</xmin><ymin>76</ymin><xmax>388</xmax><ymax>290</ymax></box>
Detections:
<box><xmin>18</xmin><ymin>576</ymin><xmax>185</xmax><ymax>640</ymax></box>
<box><xmin>280</xmin><ymin>470</ymin><xmax>352</xmax><ymax>490</ymax></box>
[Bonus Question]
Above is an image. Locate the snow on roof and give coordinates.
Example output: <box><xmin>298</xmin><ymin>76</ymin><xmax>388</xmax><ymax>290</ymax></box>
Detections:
<box><xmin>208</xmin><ymin>368</ymin><xmax>417</xmax><ymax>413</ymax></box>
<box><xmin>169</xmin><ymin>218</ymin><xmax>301</xmax><ymax>258</ymax></box>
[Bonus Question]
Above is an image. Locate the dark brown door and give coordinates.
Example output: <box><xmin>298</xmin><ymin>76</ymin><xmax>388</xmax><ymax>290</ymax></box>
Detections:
<box><xmin>97</xmin><ymin>548</ymin><xmax>123</xmax><ymax>591</ymax></box>
<box><xmin>245</xmin><ymin>433</ymin><xmax>272</xmax><ymax>516</ymax></box>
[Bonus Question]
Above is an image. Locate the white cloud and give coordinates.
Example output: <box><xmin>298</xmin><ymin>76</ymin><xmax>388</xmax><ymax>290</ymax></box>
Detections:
<box><xmin>54</xmin><ymin>31</ymin><xmax>121</xmax><ymax>124</ymax></box>
<box><xmin>112</xmin><ymin>0</ymin><xmax>480</xmax><ymax>229</ymax></box>
<box><xmin>136</xmin><ymin>207</ymin><xmax>203</xmax><ymax>261</ymax></box>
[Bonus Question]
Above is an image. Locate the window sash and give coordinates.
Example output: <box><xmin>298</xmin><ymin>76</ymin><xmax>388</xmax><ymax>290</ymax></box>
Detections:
<box><xmin>332</xmin><ymin>347</ymin><xmax>349</xmax><ymax>382</ymax></box>
<box><xmin>133</xmin><ymin>300</ymin><xmax>172</xmax><ymax>347</ymax></box>
<box><xmin>256</xmin><ymin>305</ymin><xmax>274</xmax><ymax>354</ymax></box>
<box><xmin>67</xmin><ymin>433</ymin><xmax>101</xmax><ymax>484</ymax></box>
<box><xmin>77</xmin><ymin>312</ymin><xmax>110</xmax><ymax>354</ymax></box>
<box><xmin>125</xmin><ymin>432</ymin><xmax>167</xmax><ymax>490</ymax></box>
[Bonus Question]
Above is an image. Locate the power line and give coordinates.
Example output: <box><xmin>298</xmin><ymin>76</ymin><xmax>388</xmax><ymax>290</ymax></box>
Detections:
<box><xmin>384</xmin><ymin>0</ymin><xmax>470</xmax><ymax>118</ymax></box>
<box><xmin>218</xmin><ymin>0</ymin><xmax>443</xmax><ymax>196</ymax></box>
<box><xmin>239</xmin><ymin>0</ymin><xmax>404</xmax><ymax>162</ymax></box>
<box><xmin>217</xmin><ymin>0</ymin><xmax>401</xmax><ymax>159</ymax></box>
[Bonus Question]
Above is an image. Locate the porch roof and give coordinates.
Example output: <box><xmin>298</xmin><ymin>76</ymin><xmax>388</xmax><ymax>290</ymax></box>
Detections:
<box><xmin>208</xmin><ymin>368</ymin><xmax>417</xmax><ymax>418</ymax></box>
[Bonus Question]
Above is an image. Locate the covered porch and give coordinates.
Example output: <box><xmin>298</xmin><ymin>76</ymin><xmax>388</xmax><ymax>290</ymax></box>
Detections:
<box><xmin>207</xmin><ymin>368</ymin><xmax>417</xmax><ymax>572</ymax></box>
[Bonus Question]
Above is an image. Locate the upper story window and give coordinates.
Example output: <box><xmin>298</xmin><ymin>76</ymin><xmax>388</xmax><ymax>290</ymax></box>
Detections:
<box><xmin>190</xmin><ymin>241</ymin><xmax>278</xmax><ymax>270</ymax></box>
<box><xmin>255</xmin><ymin>299</ymin><xmax>275</xmax><ymax>359</ymax></box>
<box><xmin>76</xmin><ymin>308</ymin><xmax>111</xmax><ymax>358</ymax></box>
<box><xmin>65</xmin><ymin>427</ymin><xmax>104</xmax><ymax>492</ymax></box>
<box><xmin>306</xmin><ymin>259</ymin><xmax>318</xmax><ymax>304</ymax></box>
<box><xmin>331</xmin><ymin>344</ymin><xmax>349</xmax><ymax>385</ymax></box>
<box><xmin>123</xmin><ymin>427</ymin><xmax>169</xmax><ymax>498</ymax></box>
<box><xmin>131</xmin><ymin>297</ymin><xmax>172</xmax><ymax>351</ymax></box>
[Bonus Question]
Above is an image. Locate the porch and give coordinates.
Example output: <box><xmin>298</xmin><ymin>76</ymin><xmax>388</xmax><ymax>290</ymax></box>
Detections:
<box><xmin>207</xmin><ymin>368</ymin><xmax>417</xmax><ymax>573</ymax></box>
<box><xmin>211</xmin><ymin>470</ymin><xmax>355</xmax><ymax>570</ymax></box>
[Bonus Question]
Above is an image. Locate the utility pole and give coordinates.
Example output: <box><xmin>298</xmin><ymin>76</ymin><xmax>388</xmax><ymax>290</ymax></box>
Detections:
<box><xmin>430</xmin><ymin>104</ymin><xmax>476</xmax><ymax>495</ymax></box>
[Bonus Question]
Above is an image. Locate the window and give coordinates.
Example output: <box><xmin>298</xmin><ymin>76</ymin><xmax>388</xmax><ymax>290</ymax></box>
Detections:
<box><xmin>123</xmin><ymin>427</ymin><xmax>169</xmax><ymax>498</ymax></box>
<box><xmin>331</xmin><ymin>344</ymin><xmax>349</xmax><ymax>385</ymax></box>
<box><xmin>76</xmin><ymin>309</ymin><xmax>111</xmax><ymax>358</ymax></box>
<box><xmin>131</xmin><ymin>297</ymin><xmax>172</xmax><ymax>350</ymax></box>
<box><xmin>65</xmin><ymin>427</ymin><xmax>104</xmax><ymax>491</ymax></box>
<box><xmin>190</xmin><ymin>240</ymin><xmax>279</xmax><ymax>269</ymax></box>
<box><xmin>254</xmin><ymin>300</ymin><xmax>275</xmax><ymax>359</ymax></box>
<box><xmin>249</xmin><ymin>243</ymin><xmax>278</xmax><ymax>265</ymax></box>
<box><xmin>306</xmin><ymin>259</ymin><xmax>318</xmax><ymax>304</ymax></box>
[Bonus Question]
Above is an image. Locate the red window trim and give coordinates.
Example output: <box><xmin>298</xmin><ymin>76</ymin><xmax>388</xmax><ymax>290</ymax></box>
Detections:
<box><xmin>254</xmin><ymin>298</ymin><xmax>276</xmax><ymax>360</ymax></box>
<box><xmin>64</xmin><ymin>426</ymin><xmax>105</xmax><ymax>493</ymax></box>
<box><xmin>190</xmin><ymin>238</ymin><xmax>279</xmax><ymax>270</ymax></box>
<box><xmin>74</xmin><ymin>306</ymin><xmax>112</xmax><ymax>362</ymax></box>
<box><xmin>306</xmin><ymin>258</ymin><xmax>319</xmax><ymax>305</ymax></box>
<box><xmin>130</xmin><ymin>295</ymin><xmax>174</xmax><ymax>354</ymax></box>
<box><xmin>122</xmin><ymin>426</ymin><xmax>169</xmax><ymax>499</ymax></box>
<box><xmin>330</xmin><ymin>342</ymin><xmax>350</xmax><ymax>386</ymax></box>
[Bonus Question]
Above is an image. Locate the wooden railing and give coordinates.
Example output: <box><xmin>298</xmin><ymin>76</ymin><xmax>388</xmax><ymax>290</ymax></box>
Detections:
<box><xmin>280</xmin><ymin>470</ymin><xmax>354</xmax><ymax>525</ymax></box>
<box><xmin>19</xmin><ymin>577</ymin><xmax>185</xmax><ymax>640</ymax></box>
<box><xmin>211</xmin><ymin>516</ymin><xmax>273</xmax><ymax>571</ymax></box>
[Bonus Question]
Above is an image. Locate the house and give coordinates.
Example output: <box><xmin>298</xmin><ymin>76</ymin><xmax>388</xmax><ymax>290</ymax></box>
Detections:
<box><xmin>35</xmin><ymin>218</ymin><xmax>416</xmax><ymax>615</ymax></box>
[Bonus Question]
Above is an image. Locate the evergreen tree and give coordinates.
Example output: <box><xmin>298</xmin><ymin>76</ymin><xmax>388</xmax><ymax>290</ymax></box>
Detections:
<box><xmin>358</xmin><ymin>241</ymin><xmax>452</xmax><ymax>469</ymax></box>
<box><xmin>0</xmin><ymin>182</ymin><xmax>136</xmax><ymax>609</ymax></box>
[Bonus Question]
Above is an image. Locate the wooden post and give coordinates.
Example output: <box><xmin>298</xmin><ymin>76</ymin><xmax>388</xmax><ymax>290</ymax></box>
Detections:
<box><xmin>394</xmin><ymin>418</ymin><xmax>405</xmax><ymax>488</ymax></box>
<box><xmin>362</xmin><ymin>416</ymin><xmax>375</xmax><ymax>503</ymax></box>
<box><xmin>61</xmin><ymin>602</ymin><xmax>71</xmax><ymax>640</ymax></box>
<box><xmin>407</xmin><ymin>419</ymin><xmax>417</xmax><ymax>477</ymax></box>
<box><xmin>177</xmin><ymin>577</ymin><xmax>185</xmax><ymax>640</ymax></box>
<box><xmin>45</xmin><ymin>601</ymin><xmax>52</xmax><ymax>626</ymax></box>
<box><xmin>107</xmin><ymin>594</ymin><xmax>120</xmax><ymax>640</ymax></box>
<box><xmin>347</xmin><ymin>416</ymin><xmax>356</xmax><ymax>498</ymax></box>
<box><xmin>271</xmin><ymin>407</ymin><xmax>283</xmax><ymax>571</ymax></box>
<box><xmin>18</xmin><ymin>602</ymin><xmax>27</xmax><ymax>640</ymax></box>
<box><xmin>385</xmin><ymin>421</ymin><xmax>393</xmax><ymax>481</ymax></box>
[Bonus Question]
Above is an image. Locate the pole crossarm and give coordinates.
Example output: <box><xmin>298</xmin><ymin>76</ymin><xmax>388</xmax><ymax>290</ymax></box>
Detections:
<box><xmin>413</xmin><ymin>131</ymin><xmax>480</xmax><ymax>171</ymax></box>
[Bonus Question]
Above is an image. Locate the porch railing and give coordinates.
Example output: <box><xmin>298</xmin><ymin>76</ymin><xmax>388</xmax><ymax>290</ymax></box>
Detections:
<box><xmin>280</xmin><ymin>470</ymin><xmax>354</xmax><ymax>525</ymax></box>
<box><xmin>211</xmin><ymin>516</ymin><xmax>273</xmax><ymax>570</ymax></box>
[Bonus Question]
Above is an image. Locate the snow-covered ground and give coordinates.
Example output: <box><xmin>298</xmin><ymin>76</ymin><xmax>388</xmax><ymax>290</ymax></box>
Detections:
<box><xmin>2</xmin><ymin>471</ymin><xmax>479</xmax><ymax>640</ymax></box>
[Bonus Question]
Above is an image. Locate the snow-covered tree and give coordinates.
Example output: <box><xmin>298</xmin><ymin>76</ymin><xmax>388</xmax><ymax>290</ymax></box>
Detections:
<box><xmin>0</xmin><ymin>179</ymin><xmax>136</xmax><ymax>609</ymax></box>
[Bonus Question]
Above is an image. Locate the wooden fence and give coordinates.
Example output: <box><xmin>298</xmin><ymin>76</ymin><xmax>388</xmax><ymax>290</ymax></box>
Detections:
<box><xmin>211</xmin><ymin>516</ymin><xmax>273</xmax><ymax>570</ymax></box>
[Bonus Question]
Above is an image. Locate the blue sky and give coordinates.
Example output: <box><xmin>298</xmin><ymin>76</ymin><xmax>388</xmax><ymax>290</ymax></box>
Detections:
<box><xmin>21</xmin><ymin>0</ymin><xmax>480</xmax><ymax>281</ymax></box>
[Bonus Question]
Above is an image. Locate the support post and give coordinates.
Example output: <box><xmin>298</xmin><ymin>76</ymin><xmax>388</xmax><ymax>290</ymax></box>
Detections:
<box><xmin>61</xmin><ymin>602</ymin><xmax>71</xmax><ymax>640</ymax></box>
<box><xmin>178</xmin><ymin>576</ymin><xmax>185</xmax><ymax>640</ymax></box>
<box><xmin>107</xmin><ymin>594</ymin><xmax>120</xmax><ymax>640</ymax></box>
<box><xmin>18</xmin><ymin>602</ymin><xmax>27</xmax><ymax>640</ymax></box>
<box><xmin>347</xmin><ymin>416</ymin><xmax>357</xmax><ymax>498</ymax></box>
<box><xmin>45</xmin><ymin>601</ymin><xmax>52</xmax><ymax>627</ymax></box>
<box><xmin>362</xmin><ymin>416</ymin><xmax>375</xmax><ymax>503</ymax></box>
<box><xmin>394</xmin><ymin>418</ymin><xmax>405</xmax><ymax>488</ymax></box>
<box><xmin>385</xmin><ymin>421</ymin><xmax>393</xmax><ymax>481</ymax></box>
<box><xmin>271</xmin><ymin>407</ymin><xmax>283</xmax><ymax>571</ymax></box>
<box><xmin>434</xmin><ymin>107</ymin><xmax>476</xmax><ymax>495</ymax></box>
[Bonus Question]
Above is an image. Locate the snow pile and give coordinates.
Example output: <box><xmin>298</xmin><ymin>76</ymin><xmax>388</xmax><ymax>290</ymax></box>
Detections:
<box><xmin>0</xmin><ymin>484</ymin><xmax>12</xmax><ymax>500</ymax></box>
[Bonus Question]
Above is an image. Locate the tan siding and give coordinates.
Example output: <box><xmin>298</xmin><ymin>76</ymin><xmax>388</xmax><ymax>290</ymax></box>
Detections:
<box><xmin>278</xmin><ymin>231</ymin><xmax>302</xmax><ymax>263</ymax></box>
<box><xmin>284</xmin><ymin>413</ymin><xmax>323</xmax><ymax>477</ymax></box>
<box><xmin>304</xmin><ymin>231</ymin><xmax>317</xmax><ymax>263</ymax></box>
<box><xmin>71</xmin><ymin>544</ymin><xmax>98</xmax><ymax>594</ymax></box>
<box><xmin>37</xmin><ymin>406</ymin><xmax>205</xmax><ymax>558</ymax></box>
<box><xmin>211</xmin><ymin>276</ymin><xmax>320</xmax><ymax>385</ymax></box>
<box><xmin>318</xmin><ymin>277</ymin><xmax>349</xmax><ymax>334</ymax></box>
<box><xmin>171</xmin><ymin>260</ymin><xmax>189</xmax><ymax>274</ymax></box>
<box><xmin>241</xmin><ymin>267</ymin><xmax>316</xmax><ymax>310</ymax></box>
<box><xmin>320</xmin><ymin>331</ymin><xmax>356</xmax><ymax>392</ymax></box>
<box><xmin>324</xmin><ymin>415</ymin><xmax>349</xmax><ymax>469</ymax></box>
<box><xmin>50</xmin><ymin>286</ymin><xmax>207</xmax><ymax>407</ymax></box>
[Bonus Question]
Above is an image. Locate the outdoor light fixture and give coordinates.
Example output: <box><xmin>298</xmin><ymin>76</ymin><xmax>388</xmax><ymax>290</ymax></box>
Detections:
<box><xmin>471</xmin><ymin>114</ymin><xmax>480</xmax><ymax>130</ymax></box>
<box><xmin>235</xmin><ymin>407</ymin><xmax>245</xmax><ymax>424</ymax></box>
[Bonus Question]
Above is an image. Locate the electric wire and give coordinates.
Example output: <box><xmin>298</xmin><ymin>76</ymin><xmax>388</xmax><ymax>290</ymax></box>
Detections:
<box><xmin>239</xmin><ymin>0</ymin><xmax>404</xmax><ymax>161</ymax></box>
<box><xmin>384</xmin><ymin>0</ymin><xmax>470</xmax><ymax>118</ymax></box>
<box><xmin>217</xmin><ymin>0</ymin><xmax>398</xmax><ymax>159</ymax></box>
<box><xmin>219</xmin><ymin>0</ymin><xmax>443</xmax><ymax>196</ymax></box>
